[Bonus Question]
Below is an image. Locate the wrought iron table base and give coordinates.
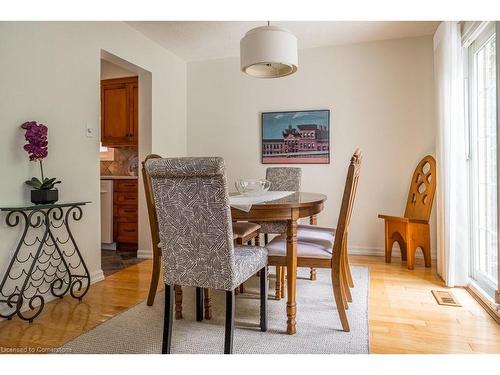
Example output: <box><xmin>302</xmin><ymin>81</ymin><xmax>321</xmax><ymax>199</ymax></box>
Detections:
<box><xmin>0</xmin><ymin>202</ymin><xmax>91</xmax><ymax>323</ymax></box>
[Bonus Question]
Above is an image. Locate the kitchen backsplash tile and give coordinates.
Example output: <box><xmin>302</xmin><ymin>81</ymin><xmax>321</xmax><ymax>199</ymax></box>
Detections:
<box><xmin>100</xmin><ymin>147</ymin><xmax>138</xmax><ymax>176</ymax></box>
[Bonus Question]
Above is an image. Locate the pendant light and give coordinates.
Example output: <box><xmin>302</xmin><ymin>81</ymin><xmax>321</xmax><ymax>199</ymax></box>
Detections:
<box><xmin>240</xmin><ymin>21</ymin><xmax>298</xmax><ymax>78</ymax></box>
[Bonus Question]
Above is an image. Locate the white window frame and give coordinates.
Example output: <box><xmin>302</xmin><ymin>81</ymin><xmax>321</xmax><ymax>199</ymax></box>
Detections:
<box><xmin>497</xmin><ymin>21</ymin><xmax>500</xmax><ymax>304</ymax></box>
<box><xmin>464</xmin><ymin>21</ymin><xmax>499</xmax><ymax>301</ymax></box>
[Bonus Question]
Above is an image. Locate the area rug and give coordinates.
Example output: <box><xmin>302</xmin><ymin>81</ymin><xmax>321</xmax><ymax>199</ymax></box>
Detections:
<box><xmin>62</xmin><ymin>266</ymin><xmax>369</xmax><ymax>354</ymax></box>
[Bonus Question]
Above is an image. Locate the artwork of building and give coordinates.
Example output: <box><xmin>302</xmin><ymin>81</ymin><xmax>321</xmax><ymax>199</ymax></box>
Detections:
<box><xmin>263</xmin><ymin>124</ymin><xmax>329</xmax><ymax>156</ymax></box>
<box><xmin>261</xmin><ymin>110</ymin><xmax>330</xmax><ymax>164</ymax></box>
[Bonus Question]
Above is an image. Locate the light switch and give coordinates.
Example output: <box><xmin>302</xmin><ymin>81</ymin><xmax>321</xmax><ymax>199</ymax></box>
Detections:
<box><xmin>86</xmin><ymin>125</ymin><xmax>95</xmax><ymax>138</ymax></box>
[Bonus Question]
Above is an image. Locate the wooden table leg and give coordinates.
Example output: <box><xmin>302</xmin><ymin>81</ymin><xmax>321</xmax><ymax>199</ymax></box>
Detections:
<box><xmin>286</xmin><ymin>208</ymin><xmax>299</xmax><ymax>335</ymax></box>
<box><xmin>309</xmin><ymin>215</ymin><xmax>318</xmax><ymax>280</ymax></box>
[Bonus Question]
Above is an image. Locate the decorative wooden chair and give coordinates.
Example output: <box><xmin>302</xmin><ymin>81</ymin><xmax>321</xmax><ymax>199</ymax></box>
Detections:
<box><xmin>145</xmin><ymin>156</ymin><xmax>268</xmax><ymax>354</ymax></box>
<box><xmin>266</xmin><ymin>149</ymin><xmax>362</xmax><ymax>332</ymax></box>
<box><xmin>378</xmin><ymin>155</ymin><xmax>436</xmax><ymax>270</ymax></box>
<box><xmin>142</xmin><ymin>155</ymin><xmax>261</xmax><ymax>317</ymax></box>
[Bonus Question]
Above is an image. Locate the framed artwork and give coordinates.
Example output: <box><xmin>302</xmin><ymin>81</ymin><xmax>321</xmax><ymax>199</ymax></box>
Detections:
<box><xmin>261</xmin><ymin>110</ymin><xmax>330</xmax><ymax>164</ymax></box>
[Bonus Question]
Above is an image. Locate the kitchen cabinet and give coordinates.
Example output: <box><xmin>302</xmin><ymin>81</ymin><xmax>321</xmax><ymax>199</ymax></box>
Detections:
<box><xmin>113</xmin><ymin>179</ymin><xmax>138</xmax><ymax>251</ymax></box>
<box><xmin>101</xmin><ymin>76</ymin><xmax>138</xmax><ymax>147</ymax></box>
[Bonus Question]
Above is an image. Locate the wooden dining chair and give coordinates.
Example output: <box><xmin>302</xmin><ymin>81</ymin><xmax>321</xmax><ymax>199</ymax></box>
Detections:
<box><xmin>378</xmin><ymin>155</ymin><xmax>436</xmax><ymax>270</ymax></box>
<box><xmin>142</xmin><ymin>154</ymin><xmax>262</xmax><ymax>318</ymax></box>
<box><xmin>266</xmin><ymin>149</ymin><xmax>362</xmax><ymax>332</ymax></box>
<box><xmin>145</xmin><ymin>156</ymin><xmax>268</xmax><ymax>354</ymax></box>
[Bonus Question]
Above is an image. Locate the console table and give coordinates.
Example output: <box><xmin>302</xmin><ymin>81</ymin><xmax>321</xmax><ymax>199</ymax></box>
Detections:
<box><xmin>0</xmin><ymin>202</ymin><xmax>91</xmax><ymax>323</ymax></box>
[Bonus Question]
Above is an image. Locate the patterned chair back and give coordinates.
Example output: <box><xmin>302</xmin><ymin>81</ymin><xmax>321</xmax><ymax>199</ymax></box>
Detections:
<box><xmin>145</xmin><ymin>157</ymin><xmax>236</xmax><ymax>290</ymax></box>
<box><xmin>265</xmin><ymin>167</ymin><xmax>302</xmax><ymax>192</ymax></box>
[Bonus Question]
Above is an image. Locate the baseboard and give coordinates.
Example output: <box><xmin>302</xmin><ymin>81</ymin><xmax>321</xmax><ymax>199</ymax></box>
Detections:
<box><xmin>0</xmin><ymin>268</ymin><xmax>104</xmax><ymax>321</ymax></box>
<box><xmin>466</xmin><ymin>283</ymin><xmax>500</xmax><ymax>325</ymax></box>
<box><xmin>348</xmin><ymin>246</ymin><xmax>385</xmax><ymax>257</ymax></box>
<box><xmin>136</xmin><ymin>246</ymin><xmax>434</xmax><ymax>260</ymax></box>
<box><xmin>90</xmin><ymin>269</ymin><xmax>105</xmax><ymax>283</ymax></box>
<box><xmin>348</xmin><ymin>246</ymin><xmax>437</xmax><ymax>260</ymax></box>
<box><xmin>137</xmin><ymin>249</ymin><xmax>153</xmax><ymax>259</ymax></box>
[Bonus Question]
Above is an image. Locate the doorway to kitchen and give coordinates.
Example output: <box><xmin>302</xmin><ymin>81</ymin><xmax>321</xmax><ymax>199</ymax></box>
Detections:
<box><xmin>99</xmin><ymin>51</ymin><xmax>152</xmax><ymax>277</ymax></box>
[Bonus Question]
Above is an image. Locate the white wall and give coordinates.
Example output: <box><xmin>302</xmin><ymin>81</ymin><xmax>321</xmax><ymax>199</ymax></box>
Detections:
<box><xmin>101</xmin><ymin>59</ymin><xmax>136</xmax><ymax>79</ymax></box>
<box><xmin>187</xmin><ymin>36</ymin><xmax>436</xmax><ymax>257</ymax></box>
<box><xmin>0</xmin><ymin>22</ymin><xmax>187</xmax><ymax>294</ymax></box>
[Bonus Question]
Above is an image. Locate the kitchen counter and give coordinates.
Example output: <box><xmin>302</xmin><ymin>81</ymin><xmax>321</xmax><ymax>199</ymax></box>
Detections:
<box><xmin>100</xmin><ymin>175</ymin><xmax>138</xmax><ymax>180</ymax></box>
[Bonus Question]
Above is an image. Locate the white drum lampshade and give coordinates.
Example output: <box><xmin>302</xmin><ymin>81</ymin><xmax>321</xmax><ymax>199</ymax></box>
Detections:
<box><xmin>240</xmin><ymin>25</ymin><xmax>298</xmax><ymax>78</ymax></box>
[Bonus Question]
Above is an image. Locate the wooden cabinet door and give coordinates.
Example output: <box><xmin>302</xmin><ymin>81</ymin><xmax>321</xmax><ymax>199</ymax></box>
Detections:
<box><xmin>129</xmin><ymin>82</ymin><xmax>138</xmax><ymax>145</ymax></box>
<box><xmin>101</xmin><ymin>77</ymin><xmax>138</xmax><ymax>147</ymax></box>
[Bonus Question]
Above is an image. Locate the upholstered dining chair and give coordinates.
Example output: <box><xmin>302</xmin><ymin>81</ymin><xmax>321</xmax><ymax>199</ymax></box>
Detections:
<box><xmin>378</xmin><ymin>155</ymin><xmax>436</xmax><ymax>270</ymax></box>
<box><xmin>252</xmin><ymin>167</ymin><xmax>316</xmax><ymax>299</ymax></box>
<box><xmin>266</xmin><ymin>149</ymin><xmax>362</xmax><ymax>332</ymax></box>
<box><xmin>145</xmin><ymin>156</ymin><xmax>268</xmax><ymax>354</ymax></box>
<box><xmin>142</xmin><ymin>155</ymin><xmax>261</xmax><ymax>318</ymax></box>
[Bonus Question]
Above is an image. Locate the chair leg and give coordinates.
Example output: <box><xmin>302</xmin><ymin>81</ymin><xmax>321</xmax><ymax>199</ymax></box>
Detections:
<box><xmin>174</xmin><ymin>285</ymin><xmax>183</xmax><ymax>319</ymax></box>
<box><xmin>384</xmin><ymin>221</ymin><xmax>392</xmax><ymax>263</ymax></box>
<box><xmin>239</xmin><ymin>284</ymin><xmax>245</xmax><ymax>294</ymax></box>
<box><xmin>255</xmin><ymin>233</ymin><xmax>260</xmax><ymax>246</ymax></box>
<box><xmin>162</xmin><ymin>284</ymin><xmax>174</xmax><ymax>354</ymax></box>
<box><xmin>275</xmin><ymin>266</ymin><xmax>282</xmax><ymax>300</ymax></box>
<box><xmin>203</xmin><ymin>288</ymin><xmax>212</xmax><ymax>320</ymax></box>
<box><xmin>340</xmin><ymin>275</ymin><xmax>348</xmax><ymax>310</ymax></box>
<box><xmin>196</xmin><ymin>287</ymin><xmax>203</xmax><ymax>322</ymax></box>
<box><xmin>147</xmin><ymin>253</ymin><xmax>161</xmax><ymax>306</ymax></box>
<box><xmin>407</xmin><ymin>245</ymin><xmax>415</xmax><ymax>270</ymax></box>
<box><xmin>264</xmin><ymin>233</ymin><xmax>269</xmax><ymax>245</ymax></box>
<box><xmin>341</xmin><ymin>256</ymin><xmax>352</xmax><ymax>303</ymax></box>
<box><xmin>260</xmin><ymin>266</ymin><xmax>268</xmax><ymax>332</ymax></box>
<box><xmin>344</xmin><ymin>249</ymin><xmax>354</xmax><ymax>288</ymax></box>
<box><xmin>331</xmin><ymin>268</ymin><xmax>350</xmax><ymax>332</ymax></box>
<box><xmin>224</xmin><ymin>290</ymin><xmax>235</xmax><ymax>354</ymax></box>
<box><xmin>310</xmin><ymin>267</ymin><xmax>317</xmax><ymax>281</ymax></box>
<box><xmin>280</xmin><ymin>267</ymin><xmax>285</xmax><ymax>298</ymax></box>
<box><xmin>406</xmin><ymin>225</ymin><xmax>415</xmax><ymax>270</ymax></box>
<box><xmin>423</xmin><ymin>226</ymin><xmax>432</xmax><ymax>268</ymax></box>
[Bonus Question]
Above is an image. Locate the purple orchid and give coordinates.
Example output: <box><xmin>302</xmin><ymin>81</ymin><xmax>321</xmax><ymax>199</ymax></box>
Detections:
<box><xmin>21</xmin><ymin>121</ymin><xmax>61</xmax><ymax>190</ymax></box>
<box><xmin>21</xmin><ymin>121</ymin><xmax>49</xmax><ymax>161</ymax></box>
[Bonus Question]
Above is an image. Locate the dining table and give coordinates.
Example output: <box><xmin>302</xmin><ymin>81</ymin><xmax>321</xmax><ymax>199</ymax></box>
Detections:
<box><xmin>230</xmin><ymin>191</ymin><xmax>327</xmax><ymax>335</ymax></box>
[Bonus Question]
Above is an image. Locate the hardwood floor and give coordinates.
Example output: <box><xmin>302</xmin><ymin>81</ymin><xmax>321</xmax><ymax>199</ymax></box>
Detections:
<box><xmin>0</xmin><ymin>255</ymin><xmax>499</xmax><ymax>353</ymax></box>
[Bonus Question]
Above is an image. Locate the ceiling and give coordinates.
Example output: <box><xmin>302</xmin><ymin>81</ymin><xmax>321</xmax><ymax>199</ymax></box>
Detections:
<box><xmin>127</xmin><ymin>21</ymin><xmax>440</xmax><ymax>62</ymax></box>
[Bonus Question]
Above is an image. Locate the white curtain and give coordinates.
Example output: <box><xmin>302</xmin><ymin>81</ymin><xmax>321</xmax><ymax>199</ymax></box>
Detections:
<box><xmin>433</xmin><ymin>22</ymin><xmax>469</xmax><ymax>287</ymax></box>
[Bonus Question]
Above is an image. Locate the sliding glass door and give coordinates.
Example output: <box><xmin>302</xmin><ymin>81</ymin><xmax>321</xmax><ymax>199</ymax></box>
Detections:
<box><xmin>467</xmin><ymin>22</ymin><xmax>498</xmax><ymax>299</ymax></box>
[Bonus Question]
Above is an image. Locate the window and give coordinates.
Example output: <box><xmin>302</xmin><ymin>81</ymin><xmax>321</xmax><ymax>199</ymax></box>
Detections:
<box><xmin>467</xmin><ymin>22</ymin><xmax>498</xmax><ymax>298</ymax></box>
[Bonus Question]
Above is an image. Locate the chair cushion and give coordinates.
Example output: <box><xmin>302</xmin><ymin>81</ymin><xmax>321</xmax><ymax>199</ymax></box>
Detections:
<box><xmin>267</xmin><ymin>224</ymin><xmax>335</xmax><ymax>259</ymax></box>
<box><xmin>297</xmin><ymin>224</ymin><xmax>336</xmax><ymax>244</ymax></box>
<box><xmin>252</xmin><ymin>221</ymin><xmax>288</xmax><ymax>234</ymax></box>
<box><xmin>232</xmin><ymin>245</ymin><xmax>268</xmax><ymax>288</ymax></box>
<box><xmin>232</xmin><ymin>222</ymin><xmax>261</xmax><ymax>238</ymax></box>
